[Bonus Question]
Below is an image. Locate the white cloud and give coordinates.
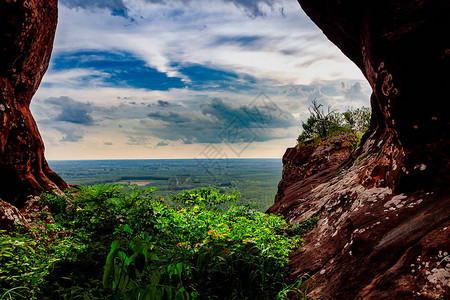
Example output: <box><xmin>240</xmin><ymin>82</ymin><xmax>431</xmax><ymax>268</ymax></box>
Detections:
<box><xmin>34</xmin><ymin>0</ymin><xmax>371</xmax><ymax>159</ymax></box>
<box><xmin>51</xmin><ymin>0</ymin><xmax>364</xmax><ymax>85</ymax></box>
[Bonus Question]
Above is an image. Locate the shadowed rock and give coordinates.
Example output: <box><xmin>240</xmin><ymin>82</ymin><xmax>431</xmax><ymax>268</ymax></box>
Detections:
<box><xmin>0</xmin><ymin>0</ymin><xmax>68</xmax><ymax>208</ymax></box>
<box><xmin>269</xmin><ymin>0</ymin><xmax>449</xmax><ymax>298</ymax></box>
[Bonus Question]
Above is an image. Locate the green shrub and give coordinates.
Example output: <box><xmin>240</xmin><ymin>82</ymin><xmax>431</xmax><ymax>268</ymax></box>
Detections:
<box><xmin>103</xmin><ymin>187</ymin><xmax>307</xmax><ymax>299</ymax></box>
<box><xmin>342</xmin><ymin>107</ymin><xmax>371</xmax><ymax>134</ymax></box>
<box><xmin>1</xmin><ymin>185</ymin><xmax>318</xmax><ymax>299</ymax></box>
<box><xmin>297</xmin><ymin>100</ymin><xmax>370</xmax><ymax>143</ymax></box>
<box><xmin>0</xmin><ymin>228</ymin><xmax>86</xmax><ymax>299</ymax></box>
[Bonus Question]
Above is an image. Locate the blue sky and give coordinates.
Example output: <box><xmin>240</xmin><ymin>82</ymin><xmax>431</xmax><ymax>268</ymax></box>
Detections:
<box><xmin>31</xmin><ymin>0</ymin><xmax>371</xmax><ymax>159</ymax></box>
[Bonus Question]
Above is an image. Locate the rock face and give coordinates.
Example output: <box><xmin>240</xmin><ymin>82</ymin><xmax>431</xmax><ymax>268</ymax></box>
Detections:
<box><xmin>275</xmin><ymin>134</ymin><xmax>356</xmax><ymax>206</ymax></box>
<box><xmin>268</xmin><ymin>0</ymin><xmax>449</xmax><ymax>298</ymax></box>
<box><xmin>0</xmin><ymin>0</ymin><xmax>67</xmax><ymax>207</ymax></box>
<box><xmin>0</xmin><ymin>198</ymin><xmax>28</xmax><ymax>229</ymax></box>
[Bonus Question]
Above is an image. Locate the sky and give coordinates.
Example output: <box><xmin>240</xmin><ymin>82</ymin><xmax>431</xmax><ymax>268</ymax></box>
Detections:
<box><xmin>31</xmin><ymin>0</ymin><xmax>371</xmax><ymax>160</ymax></box>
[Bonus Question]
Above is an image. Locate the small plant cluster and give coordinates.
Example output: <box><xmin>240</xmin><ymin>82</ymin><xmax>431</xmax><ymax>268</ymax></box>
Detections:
<box><xmin>0</xmin><ymin>184</ymin><xmax>317</xmax><ymax>299</ymax></box>
<box><xmin>297</xmin><ymin>100</ymin><xmax>370</xmax><ymax>144</ymax></box>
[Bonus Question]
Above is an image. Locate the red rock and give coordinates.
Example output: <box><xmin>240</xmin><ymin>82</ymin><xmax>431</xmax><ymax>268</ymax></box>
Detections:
<box><xmin>273</xmin><ymin>134</ymin><xmax>356</xmax><ymax>213</ymax></box>
<box><xmin>0</xmin><ymin>0</ymin><xmax>68</xmax><ymax>208</ymax></box>
<box><xmin>269</xmin><ymin>1</ymin><xmax>450</xmax><ymax>298</ymax></box>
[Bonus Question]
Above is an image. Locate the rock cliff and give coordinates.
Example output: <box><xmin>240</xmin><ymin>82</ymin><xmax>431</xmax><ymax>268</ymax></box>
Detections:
<box><xmin>0</xmin><ymin>0</ymin><xmax>448</xmax><ymax>297</ymax></box>
<box><xmin>268</xmin><ymin>0</ymin><xmax>449</xmax><ymax>298</ymax></box>
<box><xmin>0</xmin><ymin>0</ymin><xmax>67</xmax><ymax>207</ymax></box>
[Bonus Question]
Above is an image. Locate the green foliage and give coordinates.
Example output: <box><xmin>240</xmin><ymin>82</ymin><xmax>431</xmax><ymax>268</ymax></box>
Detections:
<box><xmin>276</xmin><ymin>273</ymin><xmax>313</xmax><ymax>300</ymax></box>
<box><xmin>0</xmin><ymin>231</ymin><xmax>38</xmax><ymax>298</ymax></box>
<box><xmin>104</xmin><ymin>189</ymin><xmax>305</xmax><ymax>299</ymax></box>
<box><xmin>287</xmin><ymin>217</ymin><xmax>319</xmax><ymax>236</ymax></box>
<box><xmin>342</xmin><ymin>107</ymin><xmax>371</xmax><ymax>134</ymax></box>
<box><xmin>297</xmin><ymin>100</ymin><xmax>371</xmax><ymax>143</ymax></box>
<box><xmin>42</xmin><ymin>184</ymin><xmax>158</xmax><ymax>235</ymax></box>
<box><xmin>1</xmin><ymin>185</ymin><xmax>318</xmax><ymax>299</ymax></box>
<box><xmin>0</xmin><ymin>228</ymin><xmax>86</xmax><ymax>299</ymax></box>
<box><xmin>171</xmin><ymin>187</ymin><xmax>239</xmax><ymax>208</ymax></box>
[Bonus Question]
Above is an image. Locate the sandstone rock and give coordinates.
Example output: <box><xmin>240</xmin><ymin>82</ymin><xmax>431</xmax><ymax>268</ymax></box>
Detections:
<box><xmin>274</xmin><ymin>134</ymin><xmax>356</xmax><ymax>207</ymax></box>
<box><xmin>0</xmin><ymin>0</ymin><xmax>68</xmax><ymax>206</ymax></box>
<box><xmin>269</xmin><ymin>0</ymin><xmax>450</xmax><ymax>298</ymax></box>
<box><xmin>272</xmin><ymin>137</ymin><xmax>450</xmax><ymax>298</ymax></box>
<box><xmin>296</xmin><ymin>0</ymin><xmax>449</xmax><ymax>191</ymax></box>
<box><xmin>0</xmin><ymin>197</ymin><xmax>28</xmax><ymax>229</ymax></box>
<box><xmin>20</xmin><ymin>195</ymin><xmax>53</xmax><ymax>224</ymax></box>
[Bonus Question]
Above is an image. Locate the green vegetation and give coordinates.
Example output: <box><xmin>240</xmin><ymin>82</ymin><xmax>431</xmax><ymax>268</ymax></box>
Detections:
<box><xmin>49</xmin><ymin>159</ymin><xmax>282</xmax><ymax>212</ymax></box>
<box><xmin>297</xmin><ymin>100</ymin><xmax>370</xmax><ymax>144</ymax></box>
<box><xmin>0</xmin><ymin>184</ymin><xmax>318</xmax><ymax>299</ymax></box>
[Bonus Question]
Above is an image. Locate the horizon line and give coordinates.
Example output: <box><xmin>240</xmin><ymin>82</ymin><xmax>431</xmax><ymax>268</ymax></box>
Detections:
<box><xmin>48</xmin><ymin>157</ymin><xmax>282</xmax><ymax>162</ymax></box>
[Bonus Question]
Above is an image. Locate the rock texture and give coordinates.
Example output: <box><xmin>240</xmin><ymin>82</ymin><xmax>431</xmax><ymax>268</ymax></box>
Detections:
<box><xmin>0</xmin><ymin>198</ymin><xmax>28</xmax><ymax>229</ymax></box>
<box><xmin>269</xmin><ymin>0</ymin><xmax>450</xmax><ymax>298</ymax></box>
<box><xmin>0</xmin><ymin>0</ymin><xmax>67</xmax><ymax>207</ymax></box>
<box><xmin>275</xmin><ymin>134</ymin><xmax>356</xmax><ymax>207</ymax></box>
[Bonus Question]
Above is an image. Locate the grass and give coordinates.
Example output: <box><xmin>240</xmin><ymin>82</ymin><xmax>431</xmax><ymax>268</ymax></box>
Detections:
<box><xmin>0</xmin><ymin>184</ymin><xmax>317</xmax><ymax>299</ymax></box>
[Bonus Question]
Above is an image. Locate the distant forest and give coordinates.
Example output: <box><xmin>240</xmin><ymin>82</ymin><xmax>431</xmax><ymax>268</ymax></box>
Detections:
<box><xmin>49</xmin><ymin>159</ymin><xmax>282</xmax><ymax>211</ymax></box>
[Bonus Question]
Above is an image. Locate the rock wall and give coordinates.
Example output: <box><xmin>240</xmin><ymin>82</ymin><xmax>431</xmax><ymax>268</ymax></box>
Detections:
<box><xmin>274</xmin><ymin>134</ymin><xmax>356</xmax><ymax>208</ymax></box>
<box><xmin>0</xmin><ymin>0</ymin><xmax>67</xmax><ymax>206</ymax></box>
<box><xmin>268</xmin><ymin>0</ymin><xmax>449</xmax><ymax>298</ymax></box>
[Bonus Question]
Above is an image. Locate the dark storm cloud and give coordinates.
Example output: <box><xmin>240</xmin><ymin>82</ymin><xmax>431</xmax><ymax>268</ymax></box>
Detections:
<box><xmin>200</xmin><ymin>98</ymin><xmax>240</xmax><ymax>123</ymax></box>
<box><xmin>201</xmin><ymin>97</ymin><xmax>296</xmax><ymax>128</ymax></box>
<box><xmin>140</xmin><ymin>97</ymin><xmax>297</xmax><ymax>145</ymax></box>
<box><xmin>45</xmin><ymin>96</ymin><xmax>94</xmax><ymax>125</ymax></box>
<box><xmin>150</xmin><ymin>99</ymin><xmax>182</xmax><ymax>108</ymax></box>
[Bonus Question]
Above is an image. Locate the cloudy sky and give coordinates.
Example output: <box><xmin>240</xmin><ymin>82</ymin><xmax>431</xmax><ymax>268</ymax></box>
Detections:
<box><xmin>32</xmin><ymin>0</ymin><xmax>371</xmax><ymax>160</ymax></box>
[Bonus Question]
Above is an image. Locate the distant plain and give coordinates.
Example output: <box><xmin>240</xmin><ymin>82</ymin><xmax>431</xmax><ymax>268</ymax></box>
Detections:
<box><xmin>49</xmin><ymin>159</ymin><xmax>282</xmax><ymax>211</ymax></box>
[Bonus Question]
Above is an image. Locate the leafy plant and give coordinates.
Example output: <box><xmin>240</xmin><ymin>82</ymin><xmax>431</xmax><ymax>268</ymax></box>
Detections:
<box><xmin>2</xmin><ymin>185</ymin><xmax>319</xmax><ymax>299</ymax></box>
<box><xmin>342</xmin><ymin>107</ymin><xmax>371</xmax><ymax>133</ymax></box>
<box><xmin>297</xmin><ymin>100</ymin><xmax>370</xmax><ymax>143</ymax></box>
<box><xmin>0</xmin><ymin>229</ymin><xmax>86</xmax><ymax>299</ymax></box>
<box><xmin>103</xmin><ymin>187</ymin><xmax>311</xmax><ymax>299</ymax></box>
<box><xmin>277</xmin><ymin>273</ymin><xmax>313</xmax><ymax>300</ymax></box>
